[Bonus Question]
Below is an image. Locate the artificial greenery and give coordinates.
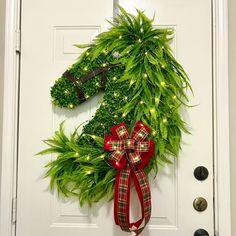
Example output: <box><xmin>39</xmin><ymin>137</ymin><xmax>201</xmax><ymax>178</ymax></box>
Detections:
<box><xmin>39</xmin><ymin>7</ymin><xmax>192</xmax><ymax>206</ymax></box>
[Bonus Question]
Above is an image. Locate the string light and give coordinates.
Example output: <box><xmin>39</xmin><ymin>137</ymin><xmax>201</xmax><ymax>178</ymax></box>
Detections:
<box><xmin>163</xmin><ymin>118</ymin><xmax>167</xmax><ymax>123</ymax></box>
<box><xmin>133</xmin><ymin>156</ymin><xmax>140</xmax><ymax>162</ymax></box>
<box><xmin>86</xmin><ymin>156</ymin><xmax>90</xmax><ymax>161</ymax></box>
<box><xmin>152</xmin><ymin>131</ymin><xmax>156</xmax><ymax>136</ymax></box>
<box><xmin>100</xmin><ymin>154</ymin><xmax>105</xmax><ymax>159</ymax></box>
<box><xmin>161</xmin><ymin>81</ymin><xmax>166</xmax><ymax>87</ymax></box>
<box><xmin>115</xmin><ymin>161</ymin><xmax>120</xmax><ymax>168</ymax></box>
<box><xmin>138</xmin><ymin>38</ymin><xmax>142</xmax><ymax>43</ymax></box>
<box><xmin>113</xmin><ymin>51</ymin><xmax>120</xmax><ymax>58</ymax></box>
<box><xmin>64</xmin><ymin>89</ymin><xmax>69</xmax><ymax>95</ymax></box>
<box><xmin>150</xmin><ymin>108</ymin><xmax>155</xmax><ymax>114</ymax></box>
<box><xmin>145</xmin><ymin>52</ymin><xmax>148</xmax><ymax>55</ymax></box>
<box><xmin>140</xmin><ymin>100</ymin><xmax>144</xmax><ymax>104</ymax></box>
<box><xmin>68</xmin><ymin>104</ymin><xmax>74</xmax><ymax>109</ymax></box>
<box><xmin>102</xmin><ymin>63</ymin><xmax>107</xmax><ymax>67</ymax></box>
<box><xmin>85</xmin><ymin>94</ymin><xmax>90</xmax><ymax>99</ymax></box>
<box><xmin>96</xmin><ymin>82</ymin><xmax>100</xmax><ymax>86</ymax></box>
<box><xmin>114</xmin><ymin>114</ymin><xmax>118</xmax><ymax>118</ymax></box>
<box><xmin>173</xmin><ymin>95</ymin><xmax>177</xmax><ymax>99</ymax></box>
<box><xmin>101</xmin><ymin>102</ymin><xmax>106</xmax><ymax>106</ymax></box>
<box><xmin>76</xmin><ymin>80</ymin><xmax>81</xmax><ymax>86</ymax></box>
<box><xmin>155</xmin><ymin>97</ymin><xmax>159</xmax><ymax>103</ymax></box>
<box><xmin>122</xmin><ymin>113</ymin><xmax>126</xmax><ymax>117</ymax></box>
<box><xmin>113</xmin><ymin>76</ymin><xmax>117</xmax><ymax>81</ymax></box>
<box><xmin>86</xmin><ymin>52</ymin><xmax>90</xmax><ymax>56</ymax></box>
<box><xmin>86</xmin><ymin>170</ymin><xmax>92</xmax><ymax>175</ymax></box>
<box><xmin>84</xmin><ymin>67</ymin><xmax>88</xmax><ymax>71</ymax></box>
<box><xmin>161</xmin><ymin>64</ymin><xmax>165</xmax><ymax>69</ymax></box>
<box><xmin>143</xmin><ymin>73</ymin><xmax>148</xmax><ymax>78</ymax></box>
<box><xmin>119</xmin><ymin>35</ymin><xmax>122</xmax><ymax>39</ymax></box>
<box><xmin>124</xmin><ymin>96</ymin><xmax>128</xmax><ymax>100</ymax></box>
<box><xmin>120</xmin><ymin>130</ymin><xmax>125</xmax><ymax>136</ymax></box>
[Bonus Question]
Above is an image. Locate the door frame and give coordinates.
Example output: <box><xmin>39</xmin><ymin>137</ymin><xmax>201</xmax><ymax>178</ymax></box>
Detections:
<box><xmin>0</xmin><ymin>0</ymin><xmax>231</xmax><ymax>235</ymax></box>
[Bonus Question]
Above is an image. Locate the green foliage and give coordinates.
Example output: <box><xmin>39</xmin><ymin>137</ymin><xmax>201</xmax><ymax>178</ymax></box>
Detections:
<box><xmin>39</xmin><ymin>7</ymin><xmax>192</xmax><ymax>206</ymax></box>
<box><xmin>38</xmin><ymin>122</ymin><xmax>114</xmax><ymax>206</ymax></box>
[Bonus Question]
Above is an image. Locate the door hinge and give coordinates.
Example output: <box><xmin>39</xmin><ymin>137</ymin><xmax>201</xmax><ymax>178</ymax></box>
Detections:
<box><xmin>12</xmin><ymin>197</ymin><xmax>17</xmax><ymax>223</ymax></box>
<box><xmin>15</xmin><ymin>29</ymin><xmax>21</xmax><ymax>53</ymax></box>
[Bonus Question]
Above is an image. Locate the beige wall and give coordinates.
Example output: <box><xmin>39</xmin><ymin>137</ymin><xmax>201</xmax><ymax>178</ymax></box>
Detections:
<box><xmin>229</xmin><ymin>0</ymin><xmax>236</xmax><ymax>234</ymax></box>
<box><xmin>0</xmin><ymin>0</ymin><xmax>6</xmax><ymax>191</ymax></box>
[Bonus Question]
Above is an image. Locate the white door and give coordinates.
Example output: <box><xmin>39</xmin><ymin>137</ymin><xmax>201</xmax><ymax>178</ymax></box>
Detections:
<box><xmin>17</xmin><ymin>0</ymin><xmax>214</xmax><ymax>235</ymax></box>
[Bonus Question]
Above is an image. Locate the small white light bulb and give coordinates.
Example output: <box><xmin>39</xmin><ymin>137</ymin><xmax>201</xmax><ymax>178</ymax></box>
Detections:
<box><xmin>163</xmin><ymin>118</ymin><xmax>167</xmax><ymax>123</ymax></box>
<box><xmin>161</xmin><ymin>81</ymin><xmax>166</xmax><ymax>87</ymax></box>
<box><xmin>150</xmin><ymin>108</ymin><xmax>155</xmax><ymax>113</ymax></box>
<box><xmin>68</xmin><ymin>104</ymin><xmax>74</xmax><ymax>109</ymax></box>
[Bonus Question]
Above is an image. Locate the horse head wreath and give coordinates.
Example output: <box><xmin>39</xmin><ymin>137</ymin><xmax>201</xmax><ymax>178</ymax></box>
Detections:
<box><xmin>39</xmin><ymin>7</ymin><xmax>192</xmax><ymax>235</ymax></box>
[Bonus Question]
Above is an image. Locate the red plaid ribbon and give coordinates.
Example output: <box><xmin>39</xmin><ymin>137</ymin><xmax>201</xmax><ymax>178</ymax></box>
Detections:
<box><xmin>104</xmin><ymin>121</ymin><xmax>155</xmax><ymax>235</ymax></box>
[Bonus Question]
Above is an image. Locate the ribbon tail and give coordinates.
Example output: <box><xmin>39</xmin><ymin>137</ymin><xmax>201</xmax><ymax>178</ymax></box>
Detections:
<box><xmin>114</xmin><ymin>165</ymin><xmax>131</xmax><ymax>232</ymax></box>
<box><xmin>114</xmin><ymin>166</ymin><xmax>151</xmax><ymax>234</ymax></box>
<box><xmin>131</xmin><ymin>169</ymin><xmax>152</xmax><ymax>235</ymax></box>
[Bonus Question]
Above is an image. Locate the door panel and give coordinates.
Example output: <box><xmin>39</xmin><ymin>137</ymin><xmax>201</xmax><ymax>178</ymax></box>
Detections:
<box><xmin>17</xmin><ymin>0</ymin><xmax>214</xmax><ymax>235</ymax></box>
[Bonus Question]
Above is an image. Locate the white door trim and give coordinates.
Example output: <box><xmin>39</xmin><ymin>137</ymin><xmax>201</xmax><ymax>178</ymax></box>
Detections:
<box><xmin>0</xmin><ymin>0</ymin><xmax>231</xmax><ymax>235</ymax></box>
<box><xmin>0</xmin><ymin>0</ymin><xmax>20</xmax><ymax>235</ymax></box>
<box><xmin>213</xmin><ymin>0</ymin><xmax>231</xmax><ymax>235</ymax></box>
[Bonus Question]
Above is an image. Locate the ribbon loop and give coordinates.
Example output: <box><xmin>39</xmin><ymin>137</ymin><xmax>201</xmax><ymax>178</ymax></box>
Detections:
<box><xmin>128</xmin><ymin>152</ymin><xmax>142</xmax><ymax>166</ymax></box>
<box><xmin>116</xmin><ymin>125</ymin><xmax>129</xmax><ymax>140</ymax></box>
<box><xmin>124</xmin><ymin>139</ymin><xmax>135</xmax><ymax>150</ymax></box>
<box><xmin>104</xmin><ymin>121</ymin><xmax>155</xmax><ymax>235</ymax></box>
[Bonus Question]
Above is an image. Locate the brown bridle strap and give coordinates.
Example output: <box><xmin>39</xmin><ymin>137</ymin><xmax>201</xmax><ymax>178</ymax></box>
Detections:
<box><xmin>63</xmin><ymin>64</ymin><xmax>119</xmax><ymax>102</ymax></box>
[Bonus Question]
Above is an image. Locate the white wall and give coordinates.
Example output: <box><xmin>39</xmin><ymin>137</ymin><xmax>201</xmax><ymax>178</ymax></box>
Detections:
<box><xmin>0</xmin><ymin>0</ymin><xmax>6</xmax><ymax>192</ymax></box>
<box><xmin>229</xmin><ymin>0</ymin><xmax>236</xmax><ymax>234</ymax></box>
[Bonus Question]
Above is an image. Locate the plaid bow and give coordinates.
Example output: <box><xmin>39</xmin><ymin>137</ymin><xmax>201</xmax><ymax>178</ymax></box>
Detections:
<box><xmin>104</xmin><ymin>121</ymin><xmax>155</xmax><ymax>235</ymax></box>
